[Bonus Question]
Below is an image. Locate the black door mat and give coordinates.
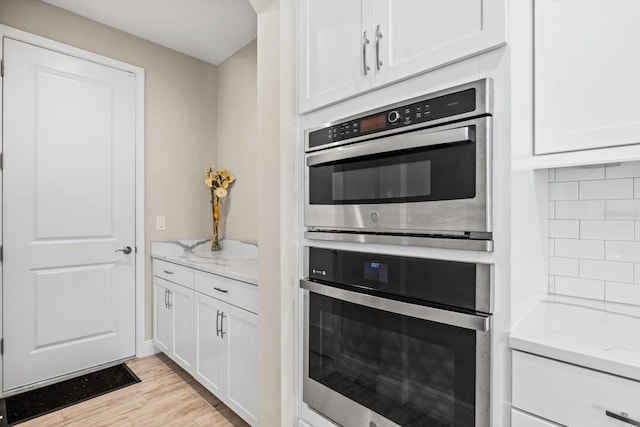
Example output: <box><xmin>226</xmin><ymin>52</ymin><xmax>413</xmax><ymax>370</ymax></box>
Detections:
<box><xmin>1</xmin><ymin>363</ymin><xmax>141</xmax><ymax>426</ymax></box>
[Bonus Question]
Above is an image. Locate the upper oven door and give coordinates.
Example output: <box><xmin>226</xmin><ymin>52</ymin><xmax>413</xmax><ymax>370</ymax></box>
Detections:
<box><xmin>305</xmin><ymin>116</ymin><xmax>492</xmax><ymax>236</ymax></box>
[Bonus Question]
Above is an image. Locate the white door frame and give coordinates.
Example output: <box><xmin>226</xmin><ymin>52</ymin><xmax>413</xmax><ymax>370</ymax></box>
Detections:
<box><xmin>0</xmin><ymin>25</ymin><xmax>147</xmax><ymax>389</ymax></box>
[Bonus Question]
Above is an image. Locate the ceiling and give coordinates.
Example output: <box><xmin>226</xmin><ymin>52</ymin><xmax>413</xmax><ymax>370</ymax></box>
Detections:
<box><xmin>42</xmin><ymin>0</ymin><xmax>257</xmax><ymax>65</ymax></box>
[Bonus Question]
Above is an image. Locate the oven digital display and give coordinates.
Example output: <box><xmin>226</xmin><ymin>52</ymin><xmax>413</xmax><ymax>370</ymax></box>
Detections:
<box><xmin>364</xmin><ymin>261</ymin><xmax>388</xmax><ymax>283</ymax></box>
<box><xmin>359</xmin><ymin>114</ymin><xmax>386</xmax><ymax>132</ymax></box>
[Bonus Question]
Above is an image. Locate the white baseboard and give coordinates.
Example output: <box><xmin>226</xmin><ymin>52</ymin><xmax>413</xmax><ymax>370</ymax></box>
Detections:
<box><xmin>137</xmin><ymin>340</ymin><xmax>160</xmax><ymax>358</ymax></box>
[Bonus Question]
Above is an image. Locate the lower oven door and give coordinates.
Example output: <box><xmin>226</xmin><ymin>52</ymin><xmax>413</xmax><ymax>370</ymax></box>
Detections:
<box><xmin>301</xmin><ymin>280</ymin><xmax>491</xmax><ymax>427</ymax></box>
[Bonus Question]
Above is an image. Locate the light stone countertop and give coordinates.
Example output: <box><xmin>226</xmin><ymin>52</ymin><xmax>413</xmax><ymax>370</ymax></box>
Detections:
<box><xmin>509</xmin><ymin>294</ymin><xmax>640</xmax><ymax>382</ymax></box>
<box><xmin>150</xmin><ymin>239</ymin><xmax>258</xmax><ymax>285</ymax></box>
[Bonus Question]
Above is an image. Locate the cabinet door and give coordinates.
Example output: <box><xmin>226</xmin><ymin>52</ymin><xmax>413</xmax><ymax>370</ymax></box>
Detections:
<box><xmin>169</xmin><ymin>282</ymin><xmax>194</xmax><ymax>372</ymax></box>
<box><xmin>298</xmin><ymin>0</ymin><xmax>375</xmax><ymax>112</ymax></box>
<box><xmin>535</xmin><ymin>1</ymin><xmax>640</xmax><ymax>154</ymax></box>
<box><xmin>223</xmin><ymin>302</ymin><xmax>258</xmax><ymax>426</ymax></box>
<box><xmin>374</xmin><ymin>0</ymin><xmax>506</xmax><ymax>87</ymax></box>
<box><xmin>194</xmin><ymin>292</ymin><xmax>225</xmax><ymax>396</ymax></box>
<box><xmin>152</xmin><ymin>278</ymin><xmax>171</xmax><ymax>354</ymax></box>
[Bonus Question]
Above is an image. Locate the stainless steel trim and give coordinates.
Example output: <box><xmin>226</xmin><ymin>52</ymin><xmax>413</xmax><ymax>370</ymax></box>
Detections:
<box><xmin>300</xmin><ymin>279</ymin><xmax>489</xmax><ymax>331</ymax></box>
<box><xmin>304</xmin><ymin>116</ymin><xmax>492</xmax><ymax>238</ymax></box>
<box><xmin>304</xmin><ymin>78</ymin><xmax>492</xmax><ymax>153</ymax></box>
<box><xmin>213</xmin><ymin>287</ymin><xmax>229</xmax><ymax>294</ymax></box>
<box><xmin>375</xmin><ymin>24</ymin><xmax>382</xmax><ymax>70</ymax></box>
<box><xmin>606</xmin><ymin>411</ymin><xmax>640</xmax><ymax>426</ymax></box>
<box><xmin>302</xmin><ymin>288</ymin><xmax>491</xmax><ymax>427</ymax></box>
<box><xmin>363</xmin><ymin>31</ymin><xmax>371</xmax><ymax>76</ymax></box>
<box><xmin>304</xmin><ymin>231</ymin><xmax>494</xmax><ymax>252</ymax></box>
<box><xmin>307</xmin><ymin>126</ymin><xmax>471</xmax><ymax>166</ymax></box>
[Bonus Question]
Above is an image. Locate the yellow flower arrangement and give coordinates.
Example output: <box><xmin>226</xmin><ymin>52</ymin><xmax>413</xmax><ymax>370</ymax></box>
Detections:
<box><xmin>204</xmin><ymin>166</ymin><xmax>235</xmax><ymax>250</ymax></box>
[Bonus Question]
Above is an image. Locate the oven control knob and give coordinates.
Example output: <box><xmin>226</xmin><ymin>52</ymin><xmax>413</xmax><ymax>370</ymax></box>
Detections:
<box><xmin>387</xmin><ymin>110</ymin><xmax>400</xmax><ymax>123</ymax></box>
<box><xmin>370</xmin><ymin>211</ymin><xmax>380</xmax><ymax>222</ymax></box>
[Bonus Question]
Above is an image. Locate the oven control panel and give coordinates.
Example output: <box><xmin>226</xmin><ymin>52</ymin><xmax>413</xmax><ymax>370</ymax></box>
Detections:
<box><xmin>307</xmin><ymin>86</ymin><xmax>480</xmax><ymax>151</ymax></box>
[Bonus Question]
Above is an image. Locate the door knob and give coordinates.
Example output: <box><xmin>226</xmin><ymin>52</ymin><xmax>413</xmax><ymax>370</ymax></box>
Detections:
<box><xmin>115</xmin><ymin>246</ymin><xmax>132</xmax><ymax>254</ymax></box>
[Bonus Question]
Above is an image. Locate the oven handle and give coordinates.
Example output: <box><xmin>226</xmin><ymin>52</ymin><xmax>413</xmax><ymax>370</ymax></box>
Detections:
<box><xmin>306</xmin><ymin>126</ymin><xmax>471</xmax><ymax>166</ymax></box>
<box><xmin>300</xmin><ymin>279</ymin><xmax>489</xmax><ymax>332</ymax></box>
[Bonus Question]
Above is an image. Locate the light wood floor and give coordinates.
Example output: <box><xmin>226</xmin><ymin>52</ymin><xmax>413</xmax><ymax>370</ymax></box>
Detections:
<box><xmin>20</xmin><ymin>354</ymin><xmax>250</xmax><ymax>427</ymax></box>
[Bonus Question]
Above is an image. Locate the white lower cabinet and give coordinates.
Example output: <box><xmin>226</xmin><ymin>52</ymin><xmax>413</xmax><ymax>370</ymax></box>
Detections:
<box><xmin>512</xmin><ymin>350</ymin><xmax>640</xmax><ymax>427</ymax></box>
<box><xmin>152</xmin><ymin>259</ymin><xmax>258</xmax><ymax>426</ymax></box>
<box><xmin>152</xmin><ymin>277</ymin><xmax>193</xmax><ymax>372</ymax></box>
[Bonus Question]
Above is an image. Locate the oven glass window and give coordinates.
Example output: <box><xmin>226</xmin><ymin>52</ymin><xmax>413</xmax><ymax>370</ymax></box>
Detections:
<box><xmin>308</xmin><ymin>293</ymin><xmax>477</xmax><ymax>427</ymax></box>
<box><xmin>308</xmin><ymin>133</ymin><xmax>475</xmax><ymax>205</ymax></box>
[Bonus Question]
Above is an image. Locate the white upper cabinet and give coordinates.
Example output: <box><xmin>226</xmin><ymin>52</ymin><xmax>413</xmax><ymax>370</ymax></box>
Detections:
<box><xmin>535</xmin><ymin>1</ymin><xmax>640</xmax><ymax>154</ymax></box>
<box><xmin>374</xmin><ymin>0</ymin><xmax>506</xmax><ymax>87</ymax></box>
<box><xmin>298</xmin><ymin>0</ymin><xmax>506</xmax><ymax>113</ymax></box>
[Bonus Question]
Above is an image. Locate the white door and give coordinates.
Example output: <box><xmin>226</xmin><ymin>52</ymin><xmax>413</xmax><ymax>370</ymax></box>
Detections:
<box><xmin>169</xmin><ymin>282</ymin><xmax>193</xmax><ymax>372</ymax></box>
<box><xmin>152</xmin><ymin>278</ymin><xmax>171</xmax><ymax>355</ymax></box>
<box><xmin>194</xmin><ymin>292</ymin><xmax>224</xmax><ymax>396</ymax></box>
<box><xmin>3</xmin><ymin>38</ymin><xmax>136</xmax><ymax>391</ymax></box>
<box><xmin>374</xmin><ymin>0</ymin><xmax>506</xmax><ymax>87</ymax></box>
<box><xmin>298</xmin><ymin>0</ymin><xmax>375</xmax><ymax>112</ymax></box>
<box><xmin>224</xmin><ymin>302</ymin><xmax>258</xmax><ymax>425</ymax></box>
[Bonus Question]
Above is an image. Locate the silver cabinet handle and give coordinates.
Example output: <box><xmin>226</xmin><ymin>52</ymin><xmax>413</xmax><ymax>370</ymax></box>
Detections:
<box><xmin>220</xmin><ymin>312</ymin><xmax>226</xmax><ymax>339</ymax></box>
<box><xmin>213</xmin><ymin>287</ymin><xmax>229</xmax><ymax>294</ymax></box>
<box><xmin>216</xmin><ymin>310</ymin><xmax>221</xmax><ymax>337</ymax></box>
<box><xmin>606</xmin><ymin>411</ymin><xmax>640</xmax><ymax>426</ymax></box>
<box><xmin>375</xmin><ymin>24</ymin><xmax>383</xmax><ymax>70</ymax></box>
<box><xmin>163</xmin><ymin>270</ymin><xmax>174</xmax><ymax>275</ymax></box>
<box><xmin>164</xmin><ymin>288</ymin><xmax>168</xmax><ymax>309</ymax></box>
<box><xmin>363</xmin><ymin>30</ymin><xmax>371</xmax><ymax>76</ymax></box>
<box><xmin>167</xmin><ymin>290</ymin><xmax>172</xmax><ymax>309</ymax></box>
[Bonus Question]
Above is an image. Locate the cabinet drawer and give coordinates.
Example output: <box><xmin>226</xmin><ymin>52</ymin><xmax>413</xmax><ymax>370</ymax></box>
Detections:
<box><xmin>512</xmin><ymin>409</ymin><xmax>561</xmax><ymax>427</ymax></box>
<box><xmin>194</xmin><ymin>270</ymin><xmax>257</xmax><ymax>314</ymax></box>
<box><xmin>153</xmin><ymin>259</ymin><xmax>194</xmax><ymax>289</ymax></box>
<box><xmin>512</xmin><ymin>350</ymin><xmax>640</xmax><ymax>427</ymax></box>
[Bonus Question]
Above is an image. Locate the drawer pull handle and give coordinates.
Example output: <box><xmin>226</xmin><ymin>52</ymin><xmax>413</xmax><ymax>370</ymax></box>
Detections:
<box><xmin>163</xmin><ymin>270</ymin><xmax>174</xmax><ymax>275</ymax></box>
<box><xmin>213</xmin><ymin>287</ymin><xmax>229</xmax><ymax>293</ymax></box>
<box><xmin>606</xmin><ymin>410</ymin><xmax>640</xmax><ymax>426</ymax></box>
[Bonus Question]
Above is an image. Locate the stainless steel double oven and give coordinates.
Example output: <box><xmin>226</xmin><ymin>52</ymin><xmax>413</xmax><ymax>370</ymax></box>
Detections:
<box><xmin>301</xmin><ymin>79</ymin><xmax>494</xmax><ymax>427</ymax></box>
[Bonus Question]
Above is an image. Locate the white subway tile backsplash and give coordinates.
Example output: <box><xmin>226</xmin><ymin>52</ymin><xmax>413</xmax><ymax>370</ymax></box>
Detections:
<box><xmin>549</xmin><ymin>220</ymin><xmax>579</xmax><ymax>238</ymax></box>
<box><xmin>605</xmin><ymin>161</ymin><xmax>640</xmax><ymax>179</ymax></box>
<box><xmin>549</xmin><ymin>164</ymin><xmax>640</xmax><ymax>307</ymax></box>
<box><xmin>550</xmin><ymin>182</ymin><xmax>578</xmax><ymax>200</ymax></box>
<box><xmin>556</xmin><ymin>200</ymin><xmax>605</xmax><ymax>219</ymax></box>
<box><xmin>605</xmin><ymin>241</ymin><xmax>640</xmax><ymax>262</ymax></box>
<box><xmin>550</xmin><ymin>257</ymin><xmax>579</xmax><ymax>277</ymax></box>
<box><xmin>605</xmin><ymin>282</ymin><xmax>640</xmax><ymax>306</ymax></box>
<box><xmin>580</xmin><ymin>220</ymin><xmax>634</xmax><ymax>241</ymax></box>
<box><xmin>555</xmin><ymin>276</ymin><xmax>605</xmax><ymax>300</ymax></box>
<box><xmin>556</xmin><ymin>165</ymin><xmax>605</xmax><ymax>182</ymax></box>
<box><xmin>555</xmin><ymin>239</ymin><xmax>604</xmax><ymax>259</ymax></box>
<box><xmin>579</xmin><ymin>259</ymin><xmax>634</xmax><ymax>283</ymax></box>
<box><xmin>606</xmin><ymin>199</ymin><xmax>640</xmax><ymax>219</ymax></box>
<box><xmin>579</xmin><ymin>179</ymin><xmax>633</xmax><ymax>200</ymax></box>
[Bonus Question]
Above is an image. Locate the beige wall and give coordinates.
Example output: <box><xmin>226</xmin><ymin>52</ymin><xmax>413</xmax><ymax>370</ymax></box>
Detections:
<box><xmin>0</xmin><ymin>0</ymin><xmax>218</xmax><ymax>340</ymax></box>
<box><xmin>216</xmin><ymin>41</ymin><xmax>258</xmax><ymax>244</ymax></box>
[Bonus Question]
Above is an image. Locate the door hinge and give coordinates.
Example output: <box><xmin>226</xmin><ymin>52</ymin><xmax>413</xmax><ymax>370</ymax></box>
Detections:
<box><xmin>1</xmin><ymin>338</ymin><xmax>4</xmax><ymax>356</ymax></box>
<box><xmin>1</xmin><ymin>152</ymin><xmax>4</xmax><ymax>170</ymax></box>
<box><xmin>0</xmin><ymin>246</ymin><xmax>3</xmax><ymax>262</ymax></box>
<box><xmin>1</xmin><ymin>58</ymin><xmax>4</xmax><ymax>77</ymax></box>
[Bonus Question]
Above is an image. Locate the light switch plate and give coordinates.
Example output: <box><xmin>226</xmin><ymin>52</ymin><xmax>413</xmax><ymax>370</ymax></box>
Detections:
<box><xmin>156</xmin><ymin>216</ymin><xmax>166</xmax><ymax>231</ymax></box>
